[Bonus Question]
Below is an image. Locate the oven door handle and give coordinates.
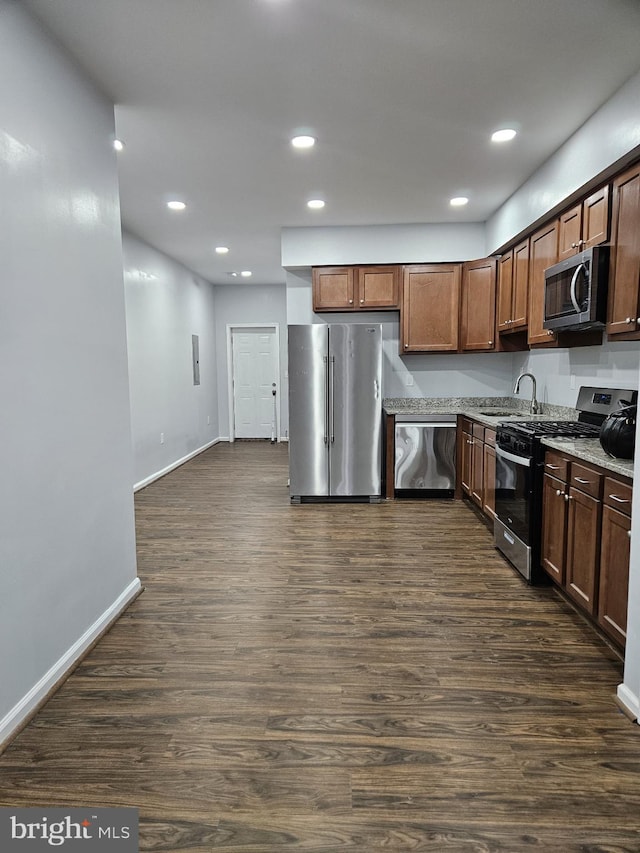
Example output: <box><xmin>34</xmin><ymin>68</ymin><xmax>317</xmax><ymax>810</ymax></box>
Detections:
<box><xmin>496</xmin><ymin>446</ymin><xmax>531</xmax><ymax>467</ymax></box>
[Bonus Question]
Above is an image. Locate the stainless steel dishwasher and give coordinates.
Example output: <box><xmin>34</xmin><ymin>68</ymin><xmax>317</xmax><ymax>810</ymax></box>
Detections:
<box><xmin>394</xmin><ymin>414</ymin><xmax>457</xmax><ymax>496</ymax></box>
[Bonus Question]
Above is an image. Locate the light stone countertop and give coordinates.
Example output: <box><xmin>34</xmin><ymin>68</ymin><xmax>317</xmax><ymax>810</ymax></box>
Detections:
<box><xmin>383</xmin><ymin>396</ymin><xmax>578</xmax><ymax>428</ymax></box>
<box><xmin>541</xmin><ymin>437</ymin><xmax>635</xmax><ymax>480</ymax></box>
<box><xmin>383</xmin><ymin>396</ymin><xmax>635</xmax><ymax>478</ymax></box>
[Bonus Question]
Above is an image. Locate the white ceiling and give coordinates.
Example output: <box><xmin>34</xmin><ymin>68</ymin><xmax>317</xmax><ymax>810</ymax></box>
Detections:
<box><xmin>23</xmin><ymin>0</ymin><xmax>640</xmax><ymax>285</ymax></box>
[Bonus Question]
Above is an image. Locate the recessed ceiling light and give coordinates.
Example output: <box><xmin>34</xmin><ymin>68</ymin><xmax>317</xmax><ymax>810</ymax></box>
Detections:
<box><xmin>215</xmin><ymin>246</ymin><xmax>229</xmax><ymax>254</ymax></box>
<box><xmin>307</xmin><ymin>199</ymin><xmax>325</xmax><ymax>209</ymax></box>
<box><xmin>113</xmin><ymin>139</ymin><xmax>125</xmax><ymax>152</ymax></box>
<box><xmin>240</xmin><ymin>270</ymin><xmax>252</xmax><ymax>277</ymax></box>
<box><xmin>291</xmin><ymin>135</ymin><xmax>316</xmax><ymax>149</ymax></box>
<box><xmin>450</xmin><ymin>196</ymin><xmax>469</xmax><ymax>207</ymax></box>
<box><xmin>491</xmin><ymin>128</ymin><xmax>517</xmax><ymax>143</ymax></box>
<box><xmin>167</xmin><ymin>200</ymin><xmax>186</xmax><ymax>211</ymax></box>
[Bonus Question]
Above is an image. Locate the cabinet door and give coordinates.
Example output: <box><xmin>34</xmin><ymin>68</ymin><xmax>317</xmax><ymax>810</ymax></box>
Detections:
<box><xmin>402</xmin><ymin>264</ymin><xmax>461</xmax><ymax>352</ymax></box>
<box><xmin>607</xmin><ymin>164</ymin><xmax>640</xmax><ymax>337</ymax></box>
<box><xmin>483</xmin><ymin>443</ymin><xmax>496</xmax><ymax>521</ymax></box>
<box><xmin>511</xmin><ymin>239</ymin><xmax>530</xmax><ymax>329</ymax></box>
<box><xmin>565</xmin><ymin>487</ymin><xmax>601</xmax><ymax>615</ymax></box>
<box><xmin>582</xmin><ymin>184</ymin><xmax>610</xmax><ymax>249</ymax></box>
<box><xmin>470</xmin><ymin>436</ymin><xmax>484</xmax><ymax>507</ymax></box>
<box><xmin>558</xmin><ymin>204</ymin><xmax>582</xmax><ymax>260</ymax></box>
<box><xmin>541</xmin><ymin>473</ymin><xmax>568</xmax><ymax>584</ymax></box>
<box><xmin>598</xmin><ymin>505</ymin><xmax>630</xmax><ymax>648</ymax></box>
<box><xmin>312</xmin><ymin>267</ymin><xmax>355</xmax><ymax>311</ymax></box>
<box><xmin>460</xmin><ymin>427</ymin><xmax>472</xmax><ymax>494</ymax></box>
<box><xmin>460</xmin><ymin>258</ymin><xmax>496</xmax><ymax>351</ymax></box>
<box><xmin>497</xmin><ymin>250</ymin><xmax>514</xmax><ymax>331</ymax></box>
<box><xmin>357</xmin><ymin>266</ymin><xmax>400</xmax><ymax>309</ymax></box>
<box><xmin>528</xmin><ymin>220</ymin><xmax>559</xmax><ymax>346</ymax></box>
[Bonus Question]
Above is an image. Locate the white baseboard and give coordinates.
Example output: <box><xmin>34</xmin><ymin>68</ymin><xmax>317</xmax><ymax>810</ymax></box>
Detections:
<box><xmin>617</xmin><ymin>682</ymin><xmax>640</xmax><ymax>722</ymax></box>
<box><xmin>0</xmin><ymin>577</ymin><xmax>142</xmax><ymax>749</ymax></box>
<box><xmin>134</xmin><ymin>438</ymin><xmax>222</xmax><ymax>492</ymax></box>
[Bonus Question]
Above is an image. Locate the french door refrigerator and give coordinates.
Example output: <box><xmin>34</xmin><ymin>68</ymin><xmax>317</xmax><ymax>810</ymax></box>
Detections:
<box><xmin>288</xmin><ymin>323</ymin><xmax>383</xmax><ymax>502</ymax></box>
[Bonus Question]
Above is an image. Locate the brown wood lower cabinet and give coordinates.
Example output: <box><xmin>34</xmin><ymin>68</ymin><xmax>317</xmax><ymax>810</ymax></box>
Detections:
<box><xmin>598</xmin><ymin>478</ymin><xmax>632</xmax><ymax>647</ymax></box>
<box><xmin>459</xmin><ymin>418</ymin><xmax>496</xmax><ymax>522</ymax></box>
<box><xmin>541</xmin><ymin>472</ymin><xmax>568</xmax><ymax>584</ymax></box>
<box><xmin>565</xmin><ymin>485</ymin><xmax>601</xmax><ymax>614</ymax></box>
<box><xmin>483</xmin><ymin>442</ymin><xmax>496</xmax><ymax>521</ymax></box>
<box><xmin>541</xmin><ymin>450</ymin><xmax>632</xmax><ymax>649</ymax></box>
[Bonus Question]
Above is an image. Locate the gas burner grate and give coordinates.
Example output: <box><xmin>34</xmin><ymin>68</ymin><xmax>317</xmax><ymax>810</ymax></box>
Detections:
<box><xmin>506</xmin><ymin>420</ymin><xmax>601</xmax><ymax>437</ymax></box>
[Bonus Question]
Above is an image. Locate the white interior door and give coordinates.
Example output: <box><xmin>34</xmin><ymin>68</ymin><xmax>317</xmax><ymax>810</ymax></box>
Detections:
<box><xmin>231</xmin><ymin>328</ymin><xmax>278</xmax><ymax>439</ymax></box>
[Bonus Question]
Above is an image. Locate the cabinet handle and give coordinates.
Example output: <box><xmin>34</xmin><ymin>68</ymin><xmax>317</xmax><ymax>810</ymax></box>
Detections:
<box><xmin>556</xmin><ymin>489</ymin><xmax>565</xmax><ymax>497</ymax></box>
<box><xmin>629</xmin><ymin>530</ymin><xmax>632</xmax><ymax>539</ymax></box>
<box><xmin>488</xmin><ymin>340</ymin><xmax>493</xmax><ymax>346</ymax></box>
<box><xmin>349</xmin><ymin>299</ymin><xmax>353</xmax><ymax>304</ymax></box>
<box><xmin>609</xmin><ymin>494</ymin><xmax>630</xmax><ymax>504</ymax></box>
<box><xmin>626</xmin><ymin>317</ymin><xmax>634</xmax><ymax>324</ymax></box>
<box><xmin>547</xmin><ymin>329</ymin><xmax>554</xmax><ymax>335</ymax></box>
<box><xmin>360</xmin><ymin>299</ymin><xmax>364</xmax><ymax>304</ymax></box>
<box><xmin>566</xmin><ymin>494</ymin><xmax>573</xmax><ymax>501</ymax></box>
<box><xmin>546</xmin><ymin>464</ymin><xmax>560</xmax><ymax>470</ymax></box>
<box><xmin>574</xmin><ymin>477</ymin><xmax>590</xmax><ymax>484</ymax></box>
<box><xmin>571</xmin><ymin>242</ymin><xmax>577</xmax><ymax>249</ymax></box>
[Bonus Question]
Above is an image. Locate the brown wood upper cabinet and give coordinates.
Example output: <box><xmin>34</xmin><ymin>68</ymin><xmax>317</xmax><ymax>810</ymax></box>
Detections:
<box><xmin>312</xmin><ymin>265</ymin><xmax>400</xmax><ymax>312</ymax></box>
<box><xmin>497</xmin><ymin>239</ymin><xmax>529</xmax><ymax>332</ymax></box>
<box><xmin>460</xmin><ymin>257</ymin><xmax>497</xmax><ymax>351</ymax></box>
<box><xmin>401</xmin><ymin>264</ymin><xmax>461</xmax><ymax>352</ymax></box>
<box><xmin>357</xmin><ymin>266</ymin><xmax>400</xmax><ymax>309</ymax></box>
<box><xmin>527</xmin><ymin>219</ymin><xmax>559</xmax><ymax>347</ymax></box>
<box><xmin>606</xmin><ymin>163</ymin><xmax>640</xmax><ymax>339</ymax></box>
<box><xmin>558</xmin><ymin>184</ymin><xmax>610</xmax><ymax>260</ymax></box>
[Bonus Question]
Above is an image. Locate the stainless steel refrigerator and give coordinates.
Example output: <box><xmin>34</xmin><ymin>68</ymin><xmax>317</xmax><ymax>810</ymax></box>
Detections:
<box><xmin>288</xmin><ymin>323</ymin><xmax>383</xmax><ymax>502</ymax></box>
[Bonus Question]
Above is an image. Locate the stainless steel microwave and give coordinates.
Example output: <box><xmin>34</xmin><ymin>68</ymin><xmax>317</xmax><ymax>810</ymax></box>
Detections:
<box><xmin>543</xmin><ymin>246</ymin><xmax>609</xmax><ymax>332</ymax></box>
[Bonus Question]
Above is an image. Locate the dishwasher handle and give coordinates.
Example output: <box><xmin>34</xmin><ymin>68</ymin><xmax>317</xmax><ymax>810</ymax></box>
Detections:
<box><xmin>395</xmin><ymin>421</ymin><xmax>456</xmax><ymax>429</ymax></box>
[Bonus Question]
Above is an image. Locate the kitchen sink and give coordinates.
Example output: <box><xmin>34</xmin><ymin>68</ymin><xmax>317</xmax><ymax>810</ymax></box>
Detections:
<box><xmin>478</xmin><ymin>410</ymin><xmax>520</xmax><ymax>416</ymax></box>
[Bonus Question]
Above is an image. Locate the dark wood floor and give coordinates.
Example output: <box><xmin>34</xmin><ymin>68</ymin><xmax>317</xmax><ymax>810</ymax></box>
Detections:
<box><xmin>1</xmin><ymin>441</ymin><xmax>640</xmax><ymax>852</ymax></box>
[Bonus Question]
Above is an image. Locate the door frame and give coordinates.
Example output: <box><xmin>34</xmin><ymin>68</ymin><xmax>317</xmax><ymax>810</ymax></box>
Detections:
<box><xmin>226</xmin><ymin>323</ymin><xmax>281</xmax><ymax>443</ymax></box>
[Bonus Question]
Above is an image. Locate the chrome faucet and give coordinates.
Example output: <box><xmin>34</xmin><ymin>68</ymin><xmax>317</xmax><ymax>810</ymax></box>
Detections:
<box><xmin>514</xmin><ymin>372</ymin><xmax>541</xmax><ymax>414</ymax></box>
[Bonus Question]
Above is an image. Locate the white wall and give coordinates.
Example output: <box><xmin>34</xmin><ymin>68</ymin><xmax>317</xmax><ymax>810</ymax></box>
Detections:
<box><xmin>282</xmin><ymin>222</ymin><xmax>487</xmax><ymax>267</ymax></box>
<box><xmin>214</xmin><ymin>284</ymin><xmax>288</xmax><ymax>439</ymax></box>
<box><xmin>0</xmin><ymin>2</ymin><xmax>139</xmax><ymax>741</ymax></box>
<box><xmin>123</xmin><ymin>232</ymin><xmax>219</xmax><ymax>488</ymax></box>
<box><xmin>486</xmin><ymin>69</ymin><xmax>640</xmax><ymax>252</ymax></box>
<box><xmin>512</xmin><ymin>343</ymin><xmax>640</xmax><ymax>409</ymax></box>
<box><xmin>621</xmin><ymin>417</ymin><xmax>640</xmax><ymax>720</ymax></box>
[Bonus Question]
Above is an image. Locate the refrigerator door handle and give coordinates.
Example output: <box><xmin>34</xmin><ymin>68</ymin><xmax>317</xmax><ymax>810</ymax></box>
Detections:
<box><xmin>329</xmin><ymin>355</ymin><xmax>336</xmax><ymax>444</ymax></box>
<box><xmin>323</xmin><ymin>355</ymin><xmax>329</xmax><ymax>444</ymax></box>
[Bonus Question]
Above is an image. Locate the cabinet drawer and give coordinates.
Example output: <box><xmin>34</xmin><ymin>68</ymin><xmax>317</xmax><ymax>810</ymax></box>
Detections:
<box><xmin>570</xmin><ymin>463</ymin><xmax>602</xmax><ymax>498</ymax></box>
<box><xmin>460</xmin><ymin>417</ymin><xmax>473</xmax><ymax>435</ymax></box>
<box><xmin>472</xmin><ymin>422</ymin><xmax>485</xmax><ymax>441</ymax></box>
<box><xmin>484</xmin><ymin>428</ymin><xmax>496</xmax><ymax>448</ymax></box>
<box><xmin>544</xmin><ymin>451</ymin><xmax>569</xmax><ymax>481</ymax></box>
<box><xmin>603</xmin><ymin>477</ymin><xmax>633</xmax><ymax>513</ymax></box>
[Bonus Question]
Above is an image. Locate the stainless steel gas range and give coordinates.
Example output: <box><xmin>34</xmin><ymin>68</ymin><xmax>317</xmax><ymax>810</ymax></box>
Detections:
<box><xmin>494</xmin><ymin>386</ymin><xmax>636</xmax><ymax>584</ymax></box>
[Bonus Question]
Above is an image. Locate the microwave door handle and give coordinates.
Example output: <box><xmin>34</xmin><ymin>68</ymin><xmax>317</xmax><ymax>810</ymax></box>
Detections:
<box><xmin>569</xmin><ymin>263</ymin><xmax>585</xmax><ymax>314</ymax></box>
